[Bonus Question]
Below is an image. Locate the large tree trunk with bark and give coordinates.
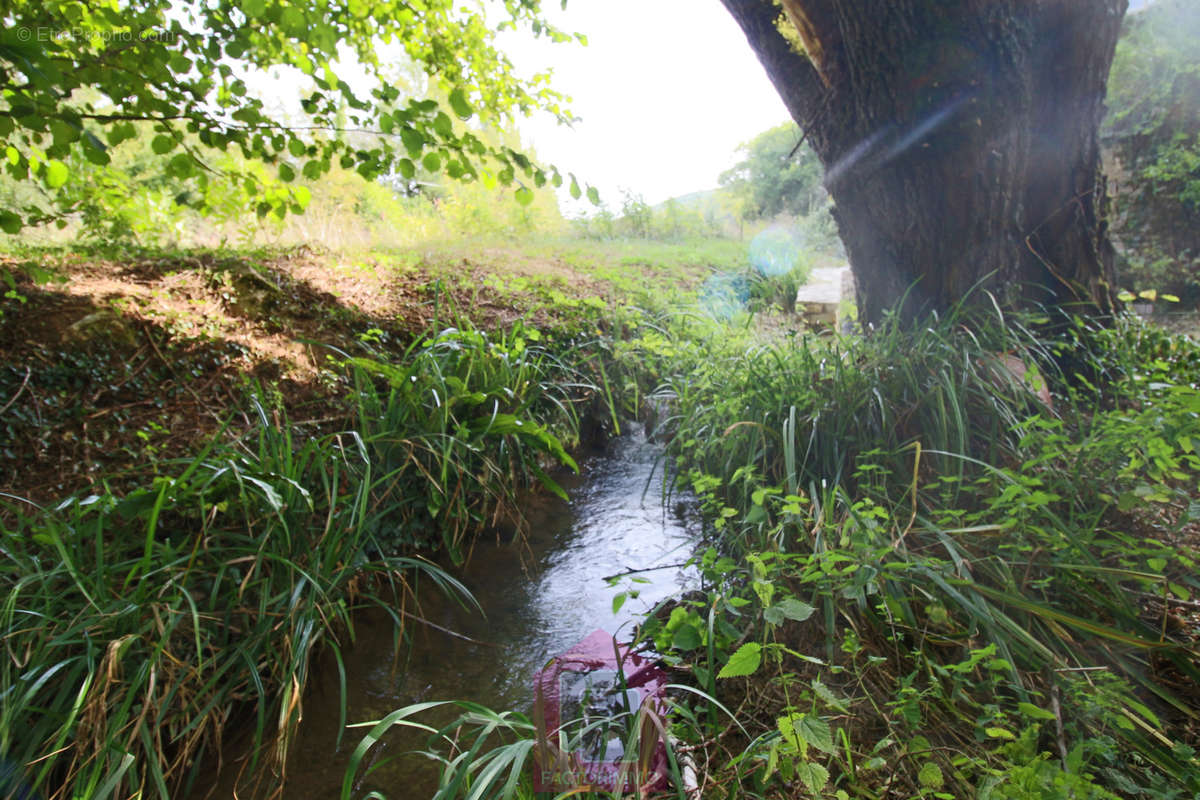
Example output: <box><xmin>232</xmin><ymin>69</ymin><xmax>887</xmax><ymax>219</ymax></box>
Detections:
<box><xmin>720</xmin><ymin>0</ymin><xmax>1126</xmax><ymax>326</ymax></box>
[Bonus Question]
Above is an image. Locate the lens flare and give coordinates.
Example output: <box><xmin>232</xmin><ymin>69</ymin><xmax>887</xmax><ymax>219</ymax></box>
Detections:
<box><xmin>749</xmin><ymin>226</ymin><xmax>804</xmax><ymax>277</ymax></box>
<box><xmin>699</xmin><ymin>272</ymin><xmax>750</xmax><ymax>319</ymax></box>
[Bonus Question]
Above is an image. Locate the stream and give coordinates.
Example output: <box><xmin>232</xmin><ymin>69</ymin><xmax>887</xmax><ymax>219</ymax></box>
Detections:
<box><xmin>228</xmin><ymin>431</ymin><xmax>699</xmax><ymax>799</ymax></box>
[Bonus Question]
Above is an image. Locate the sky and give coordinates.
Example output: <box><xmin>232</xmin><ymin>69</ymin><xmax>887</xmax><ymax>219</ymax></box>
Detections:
<box><xmin>499</xmin><ymin>1</ymin><xmax>791</xmax><ymax>211</ymax></box>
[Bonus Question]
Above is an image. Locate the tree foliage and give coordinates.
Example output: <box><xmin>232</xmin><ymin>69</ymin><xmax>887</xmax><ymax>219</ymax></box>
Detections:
<box><xmin>718</xmin><ymin>121</ymin><xmax>824</xmax><ymax>220</ymax></box>
<box><xmin>1103</xmin><ymin>0</ymin><xmax>1200</xmax><ymax>297</ymax></box>
<box><xmin>0</xmin><ymin>0</ymin><xmax>587</xmax><ymax>233</ymax></box>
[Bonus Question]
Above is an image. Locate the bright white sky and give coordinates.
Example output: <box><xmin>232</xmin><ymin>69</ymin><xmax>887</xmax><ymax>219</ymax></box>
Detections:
<box><xmin>500</xmin><ymin>1</ymin><xmax>791</xmax><ymax>211</ymax></box>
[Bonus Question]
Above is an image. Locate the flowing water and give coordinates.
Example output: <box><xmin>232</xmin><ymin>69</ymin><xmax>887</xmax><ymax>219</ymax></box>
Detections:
<box><xmin>213</xmin><ymin>431</ymin><xmax>699</xmax><ymax>799</ymax></box>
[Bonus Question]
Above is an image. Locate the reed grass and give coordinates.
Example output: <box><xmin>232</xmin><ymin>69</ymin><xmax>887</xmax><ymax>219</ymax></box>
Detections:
<box><xmin>338</xmin><ymin>318</ymin><xmax>598</xmax><ymax>561</ymax></box>
<box><xmin>0</xmin><ymin>403</ymin><xmax>481</xmax><ymax>798</ymax></box>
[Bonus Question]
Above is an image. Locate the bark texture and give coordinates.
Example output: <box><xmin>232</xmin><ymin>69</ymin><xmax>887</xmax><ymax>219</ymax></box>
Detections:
<box><xmin>721</xmin><ymin>0</ymin><xmax>1126</xmax><ymax>325</ymax></box>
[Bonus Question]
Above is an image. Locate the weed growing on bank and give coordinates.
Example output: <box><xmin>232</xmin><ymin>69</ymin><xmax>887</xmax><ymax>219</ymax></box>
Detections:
<box><xmin>636</xmin><ymin>307</ymin><xmax>1200</xmax><ymax>797</ymax></box>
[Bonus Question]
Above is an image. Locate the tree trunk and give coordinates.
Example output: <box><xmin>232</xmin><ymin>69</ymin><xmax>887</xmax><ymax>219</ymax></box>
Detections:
<box><xmin>720</xmin><ymin>0</ymin><xmax>1125</xmax><ymax>326</ymax></box>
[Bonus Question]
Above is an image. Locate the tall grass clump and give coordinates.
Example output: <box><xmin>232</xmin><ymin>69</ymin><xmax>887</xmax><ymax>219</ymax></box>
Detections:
<box><xmin>0</xmin><ymin>401</ymin><xmax>478</xmax><ymax>799</ymax></box>
<box><xmin>620</xmin><ymin>303</ymin><xmax>1200</xmax><ymax>797</ymax></box>
<box><xmin>656</xmin><ymin>299</ymin><xmax>1052</xmax><ymax>516</ymax></box>
<box><xmin>338</xmin><ymin>317</ymin><xmax>602</xmax><ymax>560</ymax></box>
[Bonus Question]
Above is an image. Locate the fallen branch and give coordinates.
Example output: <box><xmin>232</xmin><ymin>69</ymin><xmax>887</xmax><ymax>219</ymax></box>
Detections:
<box><xmin>0</xmin><ymin>366</ymin><xmax>32</xmax><ymax>416</ymax></box>
<box><xmin>399</xmin><ymin>609</ymin><xmax>498</xmax><ymax>647</ymax></box>
<box><xmin>602</xmin><ymin>562</ymin><xmax>691</xmax><ymax>582</ymax></box>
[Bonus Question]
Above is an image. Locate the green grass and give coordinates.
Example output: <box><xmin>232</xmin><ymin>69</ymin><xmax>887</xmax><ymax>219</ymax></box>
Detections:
<box><xmin>338</xmin><ymin>316</ymin><xmax>600</xmax><ymax>560</ymax></box>
<box><xmin>0</xmin><ymin>401</ymin><xmax>476</xmax><ymax>799</ymax></box>
<box><xmin>15</xmin><ymin>231</ymin><xmax>1198</xmax><ymax>799</ymax></box>
<box><xmin>383</xmin><ymin>235</ymin><xmax>749</xmax><ymax>313</ymax></box>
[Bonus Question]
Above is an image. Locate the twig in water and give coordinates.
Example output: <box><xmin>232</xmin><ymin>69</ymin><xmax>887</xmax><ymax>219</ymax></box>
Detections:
<box><xmin>602</xmin><ymin>562</ymin><xmax>691</xmax><ymax>582</ymax></box>
<box><xmin>399</xmin><ymin>609</ymin><xmax>498</xmax><ymax>647</ymax></box>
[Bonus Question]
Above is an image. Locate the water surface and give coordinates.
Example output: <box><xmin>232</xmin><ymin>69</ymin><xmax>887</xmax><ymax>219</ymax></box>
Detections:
<box><xmin>274</xmin><ymin>432</ymin><xmax>698</xmax><ymax>799</ymax></box>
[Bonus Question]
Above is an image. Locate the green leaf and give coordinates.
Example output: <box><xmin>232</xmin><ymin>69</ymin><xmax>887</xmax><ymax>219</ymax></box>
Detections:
<box><xmin>168</xmin><ymin>153</ymin><xmax>194</xmax><ymax>178</ymax></box>
<box><xmin>151</xmin><ymin>135</ymin><xmax>176</xmax><ymax>155</ymax></box>
<box><xmin>0</xmin><ymin>211</ymin><xmax>22</xmax><ymax>234</ymax></box>
<box><xmin>672</xmin><ymin>622</ymin><xmax>702</xmax><ymax>651</ymax></box>
<box><xmin>569</xmin><ymin>177</ymin><xmax>582</xmax><ymax>200</ymax></box>
<box><xmin>795</xmin><ymin>761</ymin><xmax>829</xmax><ymax>795</ymax></box>
<box><xmin>448</xmin><ymin>88</ymin><xmax>474</xmax><ymax>119</ymax></box>
<box><xmin>397</xmin><ymin>158</ymin><xmax>416</xmax><ymax>180</ymax></box>
<box><xmin>44</xmin><ymin>159</ymin><xmax>69</xmax><ymax>188</ymax></box>
<box><xmin>292</xmin><ymin>185</ymin><xmax>311</xmax><ymax>210</ymax></box>
<box><xmin>303</xmin><ymin>159</ymin><xmax>325</xmax><ymax>180</ymax></box>
<box><xmin>586</xmin><ymin>186</ymin><xmax>601</xmax><ymax>205</ymax></box>
<box><xmin>812</xmin><ymin>678</ymin><xmax>850</xmax><ymax>713</ymax></box>
<box><xmin>401</xmin><ymin>127</ymin><xmax>424</xmax><ymax>157</ymax></box>
<box><xmin>1017</xmin><ymin>701</ymin><xmax>1057</xmax><ymax>721</ymax></box>
<box><xmin>422</xmin><ymin>152</ymin><xmax>441</xmax><ymax>172</ymax></box>
<box><xmin>918</xmin><ymin>762</ymin><xmax>944</xmax><ymax>789</ymax></box>
<box><xmin>779</xmin><ymin>712</ymin><xmax>836</xmax><ymax>755</ymax></box>
<box><xmin>433</xmin><ymin>112</ymin><xmax>453</xmax><ymax>138</ymax></box>
<box><xmin>774</xmin><ymin>598</ymin><xmax>816</xmax><ymax>623</ymax></box>
<box><xmin>612</xmin><ymin>592</ymin><xmax>627</xmax><ymax>615</ymax></box>
<box><xmin>752</xmin><ymin>578</ymin><xmax>774</xmax><ymax>608</ymax></box>
<box><xmin>278</xmin><ymin>162</ymin><xmax>295</xmax><ymax>182</ymax></box>
<box><xmin>280</xmin><ymin>6</ymin><xmax>306</xmax><ymax>34</ymax></box>
<box><xmin>717</xmin><ymin>642</ymin><xmax>761</xmax><ymax>679</ymax></box>
<box><xmin>49</xmin><ymin>119</ymin><xmax>79</xmax><ymax>148</ymax></box>
<box><xmin>242</xmin><ymin>0</ymin><xmax>267</xmax><ymax>18</ymax></box>
<box><xmin>82</xmin><ymin>134</ymin><xmax>110</xmax><ymax>166</ymax></box>
<box><xmin>514</xmin><ymin>186</ymin><xmax>534</xmax><ymax>206</ymax></box>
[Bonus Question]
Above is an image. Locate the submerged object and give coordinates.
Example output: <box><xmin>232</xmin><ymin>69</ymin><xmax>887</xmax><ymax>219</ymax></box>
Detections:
<box><xmin>533</xmin><ymin>629</ymin><xmax>670</xmax><ymax>794</ymax></box>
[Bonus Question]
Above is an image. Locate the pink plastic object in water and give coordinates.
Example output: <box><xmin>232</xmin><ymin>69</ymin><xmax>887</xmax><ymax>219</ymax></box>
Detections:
<box><xmin>533</xmin><ymin>629</ymin><xmax>670</xmax><ymax>794</ymax></box>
